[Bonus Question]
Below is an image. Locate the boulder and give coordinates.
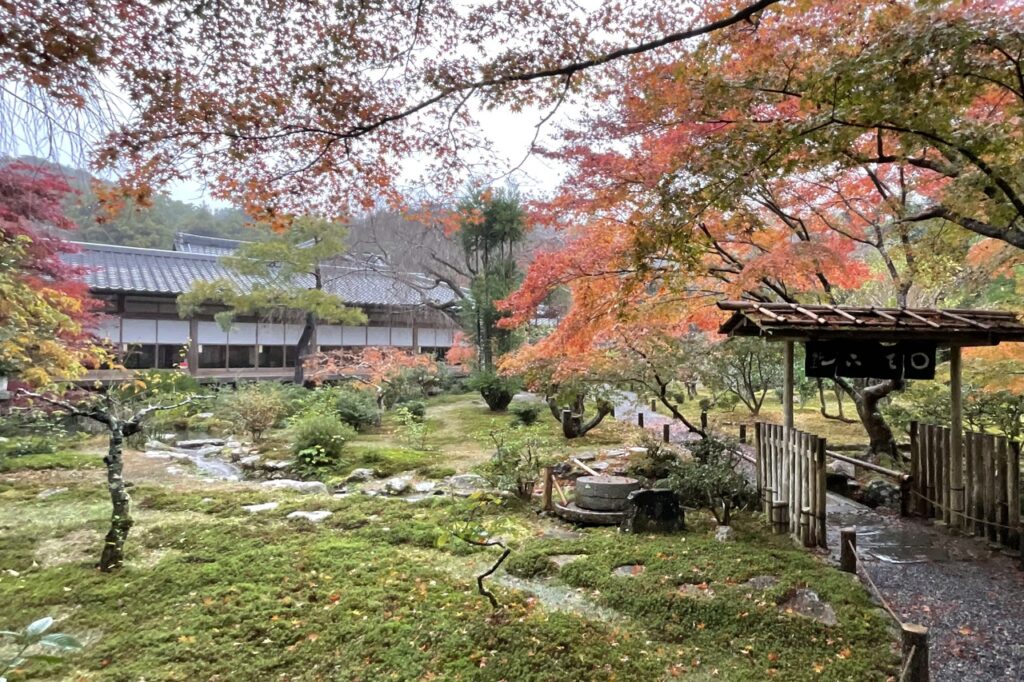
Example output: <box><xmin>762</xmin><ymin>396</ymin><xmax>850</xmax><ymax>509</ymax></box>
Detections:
<box><xmin>160</xmin><ymin>433</ymin><xmax>178</xmax><ymax>443</ymax></box>
<box><xmin>238</xmin><ymin>455</ymin><xmax>262</xmax><ymax>469</ymax></box>
<box><xmin>177</xmin><ymin>438</ymin><xmax>225</xmax><ymax>449</ymax></box>
<box><xmin>260</xmin><ymin>479</ymin><xmax>328</xmax><ymax>495</ymax></box>
<box><xmin>144</xmin><ymin>450</ymin><xmax>172</xmax><ymax>460</ymax></box>
<box><xmin>384</xmin><ymin>476</ymin><xmax>413</xmax><ymax>495</ymax></box>
<box><xmin>827</xmin><ymin>459</ymin><xmax>856</xmax><ymax>478</ymax></box>
<box><xmin>191</xmin><ymin>445</ymin><xmax>223</xmax><ymax>458</ymax></box>
<box><xmin>242</xmin><ymin>502</ymin><xmax>279</xmax><ymax>514</ymax></box>
<box><xmin>412</xmin><ymin>480</ymin><xmax>436</xmax><ymax>493</ymax></box>
<box><xmin>260</xmin><ymin>459</ymin><xmax>293</xmax><ymax>471</ymax></box>
<box><xmin>446</xmin><ymin>473</ymin><xmax>489</xmax><ymax>494</ymax></box>
<box><xmin>862</xmin><ymin>479</ymin><xmax>901</xmax><ymax>509</ymax></box>
<box><xmin>779</xmin><ymin>589</ymin><xmax>838</xmax><ymax>627</ymax></box>
<box><xmin>145</xmin><ymin>440</ymin><xmax>172</xmax><ymax>451</ymax></box>
<box><xmin>714</xmin><ymin>525</ymin><xmax>736</xmax><ymax>542</ymax></box>
<box><xmin>619</xmin><ymin>489</ymin><xmax>683</xmax><ymax>533</ymax></box>
<box><xmin>287</xmin><ymin>510</ymin><xmax>333</xmax><ymax>523</ymax></box>
<box><xmin>345</xmin><ymin>468</ymin><xmax>377</xmax><ymax>483</ymax></box>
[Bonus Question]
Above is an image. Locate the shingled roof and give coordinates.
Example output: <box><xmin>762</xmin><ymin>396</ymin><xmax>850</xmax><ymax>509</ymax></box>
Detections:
<box><xmin>717</xmin><ymin>301</ymin><xmax>1024</xmax><ymax>346</ymax></box>
<box><xmin>65</xmin><ymin>242</ymin><xmax>458</xmax><ymax>308</ymax></box>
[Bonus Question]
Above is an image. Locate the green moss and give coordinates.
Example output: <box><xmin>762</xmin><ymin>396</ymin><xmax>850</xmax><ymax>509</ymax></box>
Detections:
<box><xmin>0</xmin><ymin>451</ymin><xmax>104</xmax><ymax>472</ymax></box>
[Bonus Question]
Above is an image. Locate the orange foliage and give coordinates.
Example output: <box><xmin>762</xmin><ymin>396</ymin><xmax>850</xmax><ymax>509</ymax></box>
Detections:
<box><xmin>306</xmin><ymin>347</ymin><xmax>436</xmax><ymax>392</ymax></box>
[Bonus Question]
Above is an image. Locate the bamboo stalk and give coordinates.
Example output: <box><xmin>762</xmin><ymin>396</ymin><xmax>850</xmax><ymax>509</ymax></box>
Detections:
<box><xmin>996</xmin><ymin>437</ymin><xmax>1009</xmax><ymax>546</ymax></box>
<box><xmin>983</xmin><ymin>434</ymin><xmax>997</xmax><ymax>543</ymax></box>
<box><xmin>816</xmin><ymin>436</ymin><xmax>828</xmax><ymax>548</ymax></box>
<box><xmin>973</xmin><ymin>431</ymin><xmax>985</xmax><ymax>538</ymax></box>
<box><xmin>964</xmin><ymin>432</ymin><xmax>975</xmax><ymax>535</ymax></box>
<box><xmin>910</xmin><ymin>422</ymin><xmax>923</xmax><ymax>516</ymax></box>
<box><xmin>1009</xmin><ymin>441</ymin><xmax>1021</xmax><ymax>550</ymax></box>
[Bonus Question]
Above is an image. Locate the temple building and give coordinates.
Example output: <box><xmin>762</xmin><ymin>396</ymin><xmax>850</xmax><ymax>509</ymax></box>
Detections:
<box><xmin>65</xmin><ymin>233</ymin><xmax>460</xmax><ymax>381</ymax></box>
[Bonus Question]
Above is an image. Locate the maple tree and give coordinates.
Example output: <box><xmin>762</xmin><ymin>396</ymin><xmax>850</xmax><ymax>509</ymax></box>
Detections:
<box><xmin>500</xmin><ymin>0</ymin><xmax>1024</xmax><ymax>457</ymax></box>
<box><xmin>306</xmin><ymin>346</ymin><xmax>437</xmax><ymax>409</ymax></box>
<box><xmin>0</xmin><ymin>161</ymin><xmax>100</xmax><ymax>386</ymax></box>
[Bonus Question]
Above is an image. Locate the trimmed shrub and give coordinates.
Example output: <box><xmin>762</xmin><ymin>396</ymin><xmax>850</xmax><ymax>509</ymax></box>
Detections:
<box><xmin>216</xmin><ymin>383</ymin><xmax>287</xmax><ymax>443</ymax></box>
<box><xmin>468</xmin><ymin>370</ymin><xmax>520</xmax><ymax>412</ymax></box>
<box><xmin>509</xmin><ymin>401</ymin><xmax>542</xmax><ymax>426</ymax></box>
<box><xmin>333</xmin><ymin>387</ymin><xmax>381</xmax><ymax>431</ymax></box>
<box><xmin>291</xmin><ymin>412</ymin><xmax>356</xmax><ymax>468</ymax></box>
<box><xmin>398</xmin><ymin>399</ymin><xmax>426</xmax><ymax>421</ymax></box>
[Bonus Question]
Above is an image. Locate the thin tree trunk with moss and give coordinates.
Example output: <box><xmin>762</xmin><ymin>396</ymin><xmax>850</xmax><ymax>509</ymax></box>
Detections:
<box><xmin>99</xmin><ymin>422</ymin><xmax>135</xmax><ymax>571</ymax></box>
<box><xmin>834</xmin><ymin>377</ymin><xmax>902</xmax><ymax>460</ymax></box>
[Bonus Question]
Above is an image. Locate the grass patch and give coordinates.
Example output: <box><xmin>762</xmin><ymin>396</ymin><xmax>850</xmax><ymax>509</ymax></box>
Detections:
<box><xmin>0</xmin><ymin>469</ymin><xmax>898</xmax><ymax>681</ymax></box>
<box><xmin>0</xmin><ymin>450</ymin><xmax>104</xmax><ymax>472</ymax></box>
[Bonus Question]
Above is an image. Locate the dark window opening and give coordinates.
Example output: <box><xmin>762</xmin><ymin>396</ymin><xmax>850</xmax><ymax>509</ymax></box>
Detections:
<box><xmin>228</xmin><ymin>345</ymin><xmax>256</xmax><ymax>368</ymax></box>
<box><xmin>123</xmin><ymin>344</ymin><xmax>156</xmax><ymax>369</ymax></box>
<box><xmin>198</xmin><ymin>345</ymin><xmax>227</xmax><ymax>369</ymax></box>
<box><xmin>259</xmin><ymin>346</ymin><xmax>284</xmax><ymax>368</ymax></box>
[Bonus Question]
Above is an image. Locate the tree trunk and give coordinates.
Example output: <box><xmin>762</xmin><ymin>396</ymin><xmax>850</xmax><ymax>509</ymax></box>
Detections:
<box><xmin>293</xmin><ymin>311</ymin><xmax>316</xmax><ymax>385</ymax></box>
<box><xmin>98</xmin><ymin>424</ymin><xmax>134</xmax><ymax>572</ymax></box>
<box><xmin>548</xmin><ymin>395</ymin><xmax>611</xmax><ymax>439</ymax></box>
<box><xmin>836</xmin><ymin>378</ymin><xmax>902</xmax><ymax>460</ymax></box>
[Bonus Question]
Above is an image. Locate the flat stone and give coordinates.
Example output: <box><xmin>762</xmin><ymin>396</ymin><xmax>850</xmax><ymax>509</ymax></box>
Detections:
<box><xmin>225</xmin><ymin>440</ymin><xmax>242</xmax><ymax>449</ymax></box>
<box><xmin>238</xmin><ymin>455</ymin><xmax>262</xmax><ymax>468</ymax></box>
<box><xmin>37</xmin><ymin>487</ymin><xmax>68</xmax><ymax>499</ymax></box>
<box><xmin>590</xmin><ymin>461</ymin><xmax>610</xmax><ymax>472</ymax></box>
<box><xmin>605</xmin><ymin>449</ymin><xmax>628</xmax><ymax>458</ymax></box>
<box><xmin>243</xmin><ymin>502</ymin><xmax>279</xmax><ymax>513</ymax></box>
<box><xmin>165</xmin><ymin>465</ymin><xmax>186</xmax><ymax>475</ymax></box>
<box><xmin>613</xmin><ymin>564</ymin><xmax>645</xmax><ymax>577</ymax></box>
<box><xmin>145</xmin><ymin>440</ymin><xmax>172</xmax><ymax>451</ymax></box>
<box><xmin>412</xmin><ymin>480</ymin><xmax>436</xmax><ymax>493</ymax></box>
<box><xmin>827</xmin><ymin>459</ymin><xmax>856</xmax><ymax>478</ymax></box>
<box><xmin>194</xmin><ymin>412</ymin><xmax>214</xmax><ymax>419</ymax></box>
<box><xmin>574</xmin><ymin>452</ymin><xmax>597</xmax><ymax>462</ymax></box>
<box><xmin>160</xmin><ymin>433</ymin><xmax>178</xmax><ymax>443</ymax></box>
<box><xmin>286</xmin><ymin>510</ymin><xmax>333</xmax><ymax>523</ymax></box>
<box><xmin>554</xmin><ymin>501</ymin><xmax>624</xmax><ymax>526</ymax></box>
<box><xmin>745</xmin><ymin>575</ymin><xmax>780</xmax><ymax>590</ymax></box>
<box><xmin>549</xmin><ymin>554</ymin><xmax>585</xmax><ymax>569</ymax></box>
<box><xmin>177</xmin><ymin>438</ymin><xmax>225</xmax><ymax>449</ymax></box>
<box><xmin>345</xmin><ymin>468</ymin><xmax>377</xmax><ymax>483</ymax></box>
<box><xmin>446</xmin><ymin>473</ymin><xmax>488</xmax><ymax>491</ymax></box>
<box><xmin>779</xmin><ymin>589</ymin><xmax>838</xmax><ymax>627</ymax></box>
<box><xmin>261</xmin><ymin>459</ymin><xmax>293</xmax><ymax>471</ymax></box>
<box><xmin>715</xmin><ymin>525</ymin><xmax>736</xmax><ymax>542</ymax></box>
<box><xmin>384</xmin><ymin>476</ymin><xmax>413</xmax><ymax>495</ymax></box>
<box><xmin>626</xmin><ymin>447</ymin><xmax>648</xmax><ymax>456</ymax></box>
<box><xmin>678</xmin><ymin>582</ymin><xmax>715</xmax><ymax>599</ymax></box>
<box><xmin>540</xmin><ymin>526</ymin><xmax>583</xmax><ymax>540</ymax></box>
<box><xmin>260</xmin><ymin>479</ymin><xmax>328</xmax><ymax>495</ymax></box>
<box><xmin>144</xmin><ymin>450</ymin><xmax>172</xmax><ymax>460</ymax></box>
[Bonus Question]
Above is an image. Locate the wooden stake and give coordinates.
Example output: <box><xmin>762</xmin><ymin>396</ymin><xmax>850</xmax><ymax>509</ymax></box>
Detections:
<box><xmin>571</xmin><ymin>458</ymin><xmax>599</xmax><ymax>477</ymax></box>
<box><xmin>1009</xmin><ymin>441</ymin><xmax>1020</xmax><ymax>550</ymax></box>
<box><xmin>996</xmin><ymin>437</ymin><xmax>1009</xmax><ymax>546</ymax></box>
<box><xmin>950</xmin><ymin>346</ymin><xmax>964</xmax><ymax>531</ymax></box>
<box><xmin>541</xmin><ymin>466</ymin><xmax>553</xmax><ymax>512</ymax></box>
<box><xmin>739</xmin><ymin>424</ymin><xmax>747</xmax><ymax>444</ymax></box>
<box><xmin>552</xmin><ymin>477</ymin><xmax>569</xmax><ymax>506</ymax></box>
<box><xmin>783</xmin><ymin>341</ymin><xmax>794</xmax><ymax>430</ymax></box>
<box><xmin>900</xmin><ymin>624</ymin><xmax>930</xmax><ymax>682</ymax></box>
<box><xmin>816</xmin><ymin>436</ymin><xmax>827</xmax><ymax>548</ymax></box>
<box><xmin>637</xmin><ymin>412</ymin><xmax>644</xmax><ymax>428</ymax></box>
<box><xmin>662</xmin><ymin>423</ymin><xmax>670</xmax><ymax>443</ymax></box>
<box><xmin>910</xmin><ymin>421</ymin><xmax>924</xmax><ymax>516</ymax></box>
<box><xmin>840</xmin><ymin>527</ymin><xmax>857</xmax><ymax>573</ymax></box>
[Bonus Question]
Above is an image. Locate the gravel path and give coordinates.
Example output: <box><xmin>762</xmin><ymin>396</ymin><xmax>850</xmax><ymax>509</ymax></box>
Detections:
<box><xmin>618</xmin><ymin>397</ymin><xmax>1024</xmax><ymax>682</ymax></box>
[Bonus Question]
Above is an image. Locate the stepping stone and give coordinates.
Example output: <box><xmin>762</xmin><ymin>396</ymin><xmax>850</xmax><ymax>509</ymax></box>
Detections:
<box><xmin>287</xmin><ymin>510</ymin><xmax>333</xmax><ymax>523</ymax></box>
<box><xmin>37</xmin><ymin>487</ymin><xmax>68</xmax><ymax>499</ymax></box>
<box><xmin>242</xmin><ymin>502</ymin><xmax>279</xmax><ymax>514</ymax></box>
<box><xmin>345</xmin><ymin>468</ymin><xmax>376</xmax><ymax>483</ymax></box>
<box><xmin>779</xmin><ymin>589</ymin><xmax>838</xmax><ymax>627</ymax></box>
<box><xmin>549</xmin><ymin>554</ymin><xmax>585</xmax><ymax>569</ymax></box>
<box><xmin>612</xmin><ymin>564</ymin><xmax>645</xmax><ymax>577</ymax></box>
<box><xmin>744</xmin><ymin>575</ymin><xmax>780</xmax><ymax>590</ymax></box>
<box><xmin>715</xmin><ymin>526</ymin><xmax>736</xmax><ymax>542</ymax></box>
<box><xmin>540</xmin><ymin>527</ymin><xmax>583</xmax><ymax>540</ymax></box>
<box><xmin>260</xmin><ymin>480</ymin><xmax>328</xmax><ymax>495</ymax></box>
<box><xmin>177</xmin><ymin>438</ymin><xmax>225</xmax><ymax>449</ymax></box>
<box><xmin>677</xmin><ymin>582</ymin><xmax>715</xmax><ymax>599</ymax></box>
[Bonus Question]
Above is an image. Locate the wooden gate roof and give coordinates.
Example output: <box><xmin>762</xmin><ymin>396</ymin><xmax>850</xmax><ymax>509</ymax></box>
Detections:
<box><xmin>717</xmin><ymin>301</ymin><xmax>1024</xmax><ymax>345</ymax></box>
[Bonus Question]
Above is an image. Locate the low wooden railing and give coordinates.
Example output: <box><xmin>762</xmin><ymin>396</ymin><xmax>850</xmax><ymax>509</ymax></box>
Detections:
<box><xmin>755</xmin><ymin>423</ymin><xmax>828</xmax><ymax>549</ymax></box>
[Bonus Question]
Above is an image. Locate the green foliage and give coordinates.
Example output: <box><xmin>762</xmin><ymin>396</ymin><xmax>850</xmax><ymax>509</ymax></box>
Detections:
<box><xmin>394</xmin><ymin>406</ymin><xmax>429</xmax><ymax>450</ymax></box>
<box><xmin>291</xmin><ymin>413</ymin><xmax>356</xmax><ymax>468</ymax></box>
<box><xmin>468</xmin><ymin>369</ymin><xmax>520</xmax><ymax>411</ymax></box>
<box><xmin>381</xmin><ymin>366</ymin><xmax>436</xmax><ymax>409</ymax></box>
<box><xmin>0</xmin><ymin>435</ymin><xmax>58</xmax><ymax>458</ymax></box>
<box><xmin>625</xmin><ymin>434</ymin><xmax>679</xmax><ymax>482</ymax></box>
<box><xmin>668</xmin><ymin>437</ymin><xmax>753</xmax><ymax>526</ymax></box>
<box><xmin>0</xmin><ymin>450</ymin><xmax>102</xmax><ymax>473</ymax></box>
<box><xmin>398</xmin><ymin>399</ymin><xmax>427</xmax><ymax>421</ymax></box>
<box><xmin>331</xmin><ymin>386</ymin><xmax>382</xmax><ymax>430</ymax></box>
<box><xmin>509</xmin><ymin>401</ymin><xmax>542</xmax><ymax>426</ymax></box>
<box><xmin>698</xmin><ymin>338</ymin><xmax>784</xmax><ymax>416</ymax></box>
<box><xmin>215</xmin><ymin>383</ymin><xmax>287</xmax><ymax>443</ymax></box>
<box><xmin>884</xmin><ymin>378</ymin><xmax>1024</xmax><ymax>440</ymax></box>
<box><xmin>1</xmin><ymin>615</ymin><xmax>83</xmax><ymax>680</ymax></box>
<box><xmin>480</xmin><ymin>426</ymin><xmax>553</xmax><ymax>499</ymax></box>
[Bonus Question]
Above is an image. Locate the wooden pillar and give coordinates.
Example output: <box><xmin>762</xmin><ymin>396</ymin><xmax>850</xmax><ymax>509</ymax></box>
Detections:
<box><xmin>910</xmin><ymin>421</ymin><xmax>926</xmax><ymax>516</ymax></box>
<box><xmin>983</xmin><ymin>434</ymin><xmax>997</xmax><ymax>543</ymax></box>
<box><xmin>187</xmin><ymin>317</ymin><xmax>199</xmax><ymax>376</ymax></box>
<box><xmin>541</xmin><ymin>466</ymin><xmax>553</xmax><ymax>512</ymax></box>
<box><xmin>816</xmin><ymin>436</ymin><xmax>828</xmax><ymax>548</ymax></box>
<box><xmin>637</xmin><ymin>412</ymin><xmax>644</xmax><ymax>428</ymax></box>
<box><xmin>949</xmin><ymin>346</ymin><xmax>964</xmax><ymax>530</ymax></box>
<box><xmin>650</xmin><ymin>399</ymin><xmax>657</xmax><ymax>412</ymax></box>
<box><xmin>739</xmin><ymin>424</ymin><xmax>747</xmax><ymax>444</ymax></box>
<box><xmin>840</xmin><ymin>527</ymin><xmax>857</xmax><ymax>573</ymax></box>
<box><xmin>996</xmin><ymin>437</ymin><xmax>1010</xmax><ymax>546</ymax></box>
<box><xmin>783</xmin><ymin>340</ymin><xmax>794</xmax><ymax>431</ymax></box>
<box><xmin>900</xmin><ymin>624</ymin><xmax>930</xmax><ymax>682</ymax></box>
<box><xmin>662</xmin><ymin>424</ymin><xmax>670</xmax><ymax>443</ymax></box>
<box><xmin>1008</xmin><ymin>442</ymin><xmax>1020</xmax><ymax>550</ymax></box>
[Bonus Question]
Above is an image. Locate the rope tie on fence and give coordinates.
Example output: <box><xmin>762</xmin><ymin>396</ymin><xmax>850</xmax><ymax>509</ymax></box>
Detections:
<box><xmin>899</xmin><ymin>645</ymin><xmax>917</xmax><ymax>682</ymax></box>
<box><xmin>909</xmin><ymin>490</ymin><xmax>1020</xmax><ymax>533</ymax></box>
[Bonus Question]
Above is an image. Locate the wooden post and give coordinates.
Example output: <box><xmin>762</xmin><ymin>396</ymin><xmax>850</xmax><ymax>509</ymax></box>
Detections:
<box><xmin>754</xmin><ymin>422</ymin><xmax>763</xmax><ymax>500</ymax></box>
<box><xmin>800</xmin><ymin>433</ymin><xmax>811</xmax><ymax>547</ymax></box>
<box><xmin>939</xmin><ymin>426</ymin><xmax>950</xmax><ymax>526</ymax></box>
<box><xmin>541</xmin><ymin>466</ymin><xmax>553</xmax><ymax>512</ymax></box>
<box><xmin>1008</xmin><ymin>442</ymin><xmax>1020</xmax><ymax>550</ymax></box>
<box><xmin>840</xmin><ymin>527</ymin><xmax>857</xmax><ymax>573</ymax></box>
<box><xmin>816</xmin><ymin>436</ymin><xmax>828</xmax><ymax>548</ymax></box>
<box><xmin>561</xmin><ymin>409</ymin><xmax>572</xmax><ymax>436</ymax></box>
<box><xmin>900</xmin><ymin>624</ymin><xmax>930</xmax><ymax>682</ymax></box>
<box><xmin>662</xmin><ymin>423</ymin><xmax>670</xmax><ymax>443</ymax></box>
<box><xmin>700</xmin><ymin>410</ymin><xmax>708</xmax><ymax>432</ymax></box>
<box><xmin>964</xmin><ymin>431</ymin><xmax>975</xmax><ymax>535</ymax></box>
<box><xmin>996</xmin><ymin>437</ymin><xmax>1010</xmax><ymax>546</ymax></box>
<box><xmin>637</xmin><ymin>412</ymin><xmax>644</xmax><ymax>428</ymax></box>
<box><xmin>972</xmin><ymin>432</ymin><xmax>985</xmax><ymax>538</ymax></box>
<box><xmin>772</xmin><ymin>501</ymin><xmax>788</xmax><ymax>534</ymax></box>
<box><xmin>899</xmin><ymin>476</ymin><xmax>912</xmax><ymax>518</ymax></box>
<box><xmin>984</xmin><ymin>434</ymin><xmax>997</xmax><ymax>543</ymax></box>
<box><xmin>910</xmin><ymin>421</ymin><xmax>921</xmax><ymax>516</ymax></box>
<box><xmin>926</xmin><ymin>425</ymin><xmax>937</xmax><ymax>518</ymax></box>
<box><xmin>739</xmin><ymin>423</ymin><xmax>747</xmax><ymax>444</ymax></box>
<box><xmin>783</xmin><ymin>340</ymin><xmax>794</xmax><ymax>431</ymax></box>
<box><xmin>949</xmin><ymin>346</ymin><xmax>964</xmax><ymax>531</ymax></box>
<box><xmin>650</xmin><ymin>399</ymin><xmax>657</xmax><ymax>412</ymax></box>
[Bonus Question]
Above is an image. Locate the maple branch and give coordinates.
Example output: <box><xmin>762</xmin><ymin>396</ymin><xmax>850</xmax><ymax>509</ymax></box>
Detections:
<box><xmin>18</xmin><ymin>390</ymin><xmax>113</xmax><ymax>427</ymax></box>
<box><xmin>902</xmin><ymin>205</ymin><xmax>1024</xmax><ymax>249</ymax></box>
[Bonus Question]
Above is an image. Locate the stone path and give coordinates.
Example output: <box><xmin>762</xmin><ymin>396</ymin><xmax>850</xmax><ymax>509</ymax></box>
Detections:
<box><xmin>618</xmin><ymin>396</ymin><xmax>1024</xmax><ymax>681</ymax></box>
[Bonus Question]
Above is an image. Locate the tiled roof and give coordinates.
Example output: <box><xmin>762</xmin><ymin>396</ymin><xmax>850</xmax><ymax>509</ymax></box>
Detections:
<box><xmin>65</xmin><ymin>242</ymin><xmax>458</xmax><ymax>308</ymax></box>
<box><xmin>172</xmin><ymin>232</ymin><xmax>246</xmax><ymax>256</ymax></box>
<box><xmin>717</xmin><ymin>301</ymin><xmax>1024</xmax><ymax>345</ymax></box>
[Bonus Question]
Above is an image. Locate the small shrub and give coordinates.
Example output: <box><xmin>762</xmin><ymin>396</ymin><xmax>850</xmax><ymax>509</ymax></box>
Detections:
<box><xmin>480</xmin><ymin>426</ymin><xmax>553</xmax><ymax>499</ymax></box>
<box><xmin>333</xmin><ymin>387</ymin><xmax>381</xmax><ymax>430</ymax></box>
<box><xmin>398</xmin><ymin>399</ymin><xmax>426</xmax><ymax>421</ymax></box>
<box><xmin>509</xmin><ymin>401</ymin><xmax>542</xmax><ymax>426</ymax></box>
<box><xmin>216</xmin><ymin>383</ymin><xmax>287</xmax><ymax>443</ymax></box>
<box><xmin>291</xmin><ymin>413</ymin><xmax>356</xmax><ymax>467</ymax></box>
<box><xmin>468</xmin><ymin>370</ymin><xmax>520</xmax><ymax>411</ymax></box>
<box><xmin>394</xmin><ymin>406</ymin><xmax>429</xmax><ymax>450</ymax></box>
<box><xmin>625</xmin><ymin>433</ymin><xmax>678</xmax><ymax>482</ymax></box>
<box><xmin>0</xmin><ymin>435</ymin><xmax>58</xmax><ymax>457</ymax></box>
<box><xmin>668</xmin><ymin>437</ymin><xmax>753</xmax><ymax>525</ymax></box>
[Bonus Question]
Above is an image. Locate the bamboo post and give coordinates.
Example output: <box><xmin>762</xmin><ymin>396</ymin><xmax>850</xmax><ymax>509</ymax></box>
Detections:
<box><xmin>783</xmin><ymin>340</ymin><xmax>794</xmax><ymax>430</ymax></box>
<box><xmin>541</xmin><ymin>466</ymin><xmax>553</xmax><ymax>512</ymax></box>
<box><xmin>901</xmin><ymin>624</ymin><xmax>930</xmax><ymax>682</ymax></box>
<box><xmin>949</xmin><ymin>345</ymin><xmax>964</xmax><ymax>531</ymax></box>
<box><xmin>755</xmin><ymin>422</ymin><xmax>763</xmax><ymax>501</ymax></box>
<box><xmin>662</xmin><ymin>423</ymin><xmax>670</xmax><ymax>443</ymax></box>
<box><xmin>1008</xmin><ymin>442</ymin><xmax>1020</xmax><ymax>550</ymax></box>
<box><xmin>772</xmin><ymin>501</ymin><xmax>788</xmax><ymax>534</ymax></box>
<box><xmin>840</xmin><ymin>527</ymin><xmax>857</xmax><ymax>573</ymax></box>
<box><xmin>942</xmin><ymin>427</ymin><xmax>952</xmax><ymax>526</ymax></box>
<box><xmin>800</xmin><ymin>433</ymin><xmax>812</xmax><ymax>547</ymax></box>
<box><xmin>816</xmin><ymin>436</ymin><xmax>828</xmax><ymax>548</ymax></box>
<box><xmin>637</xmin><ymin>412</ymin><xmax>644</xmax><ymax>428</ymax></box>
<box><xmin>964</xmin><ymin>431</ymin><xmax>975</xmax><ymax>535</ymax></box>
<box><xmin>910</xmin><ymin>421</ymin><xmax>924</xmax><ymax>516</ymax></box>
<box><xmin>984</xmin><ymin>434</ymin><xmax>997</xmax><ymax>543</ymax></box>
<box><xmin>996</xmin><ymin>437</ymin><xmax>1009</xmax><ymax>546</ymax></box>
<box><xmin>972</xmin><ymin>431</ymin><xmax>985</xmax><ymax>538</ymax></box>
<box><xmin>925</xmin><ymin>425</ymin><xmax>937</xmax><ymax>519</ymax></box>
